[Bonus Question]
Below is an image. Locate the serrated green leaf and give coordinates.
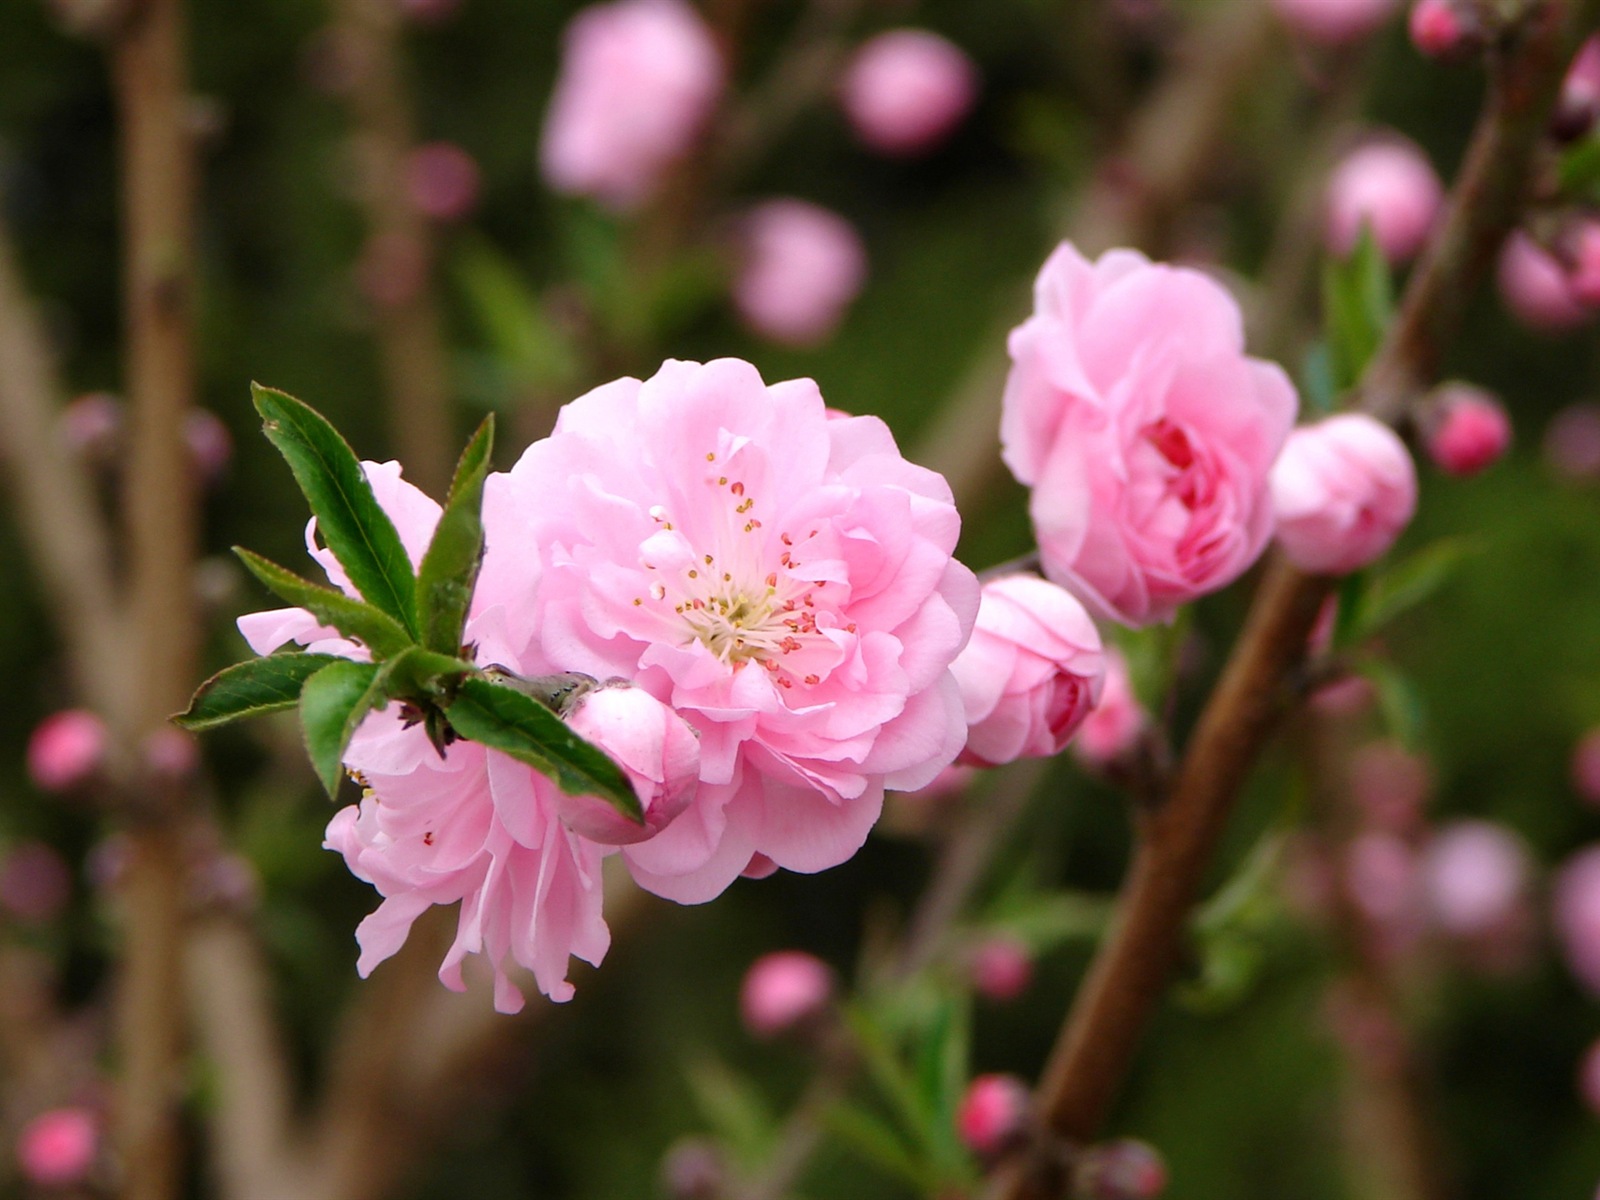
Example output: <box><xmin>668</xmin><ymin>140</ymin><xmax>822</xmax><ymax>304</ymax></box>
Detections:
<box><xmin>443</xmin><ymin>678</ymin><xmax>641</xmax><ymax>822</ymax></box>
<box><xmin>1322</xmin><ymin>226</ymin><xmax>1394</xmax><ymax>392</ymax></box>
<box><xmin>416</xmin><ymin>415</ymin><xmax>494</xmax><ymax>656</ymax></box>
<box><xmin>235</xmin><ymin>549</ymin><xmax>414</xmax><ymax>659</ymax></box>
<box><xmin>252</xmin><ymin>384</ymin><xmax>419</xmax><ymax>636</ymax></box>
<box><xmin>174</xmin><ymin>652</ymin><xmax>342</xmax><ymax>730</ymax></box>
<box><xmin>381</xmin><ymin>645</ymin><xmax>477</xmax><ymax>704</ymax></box>
<box><xmin>299</xmin><ymin>659</ymin><xmax>384</xmax><ymax>798</ymax></box>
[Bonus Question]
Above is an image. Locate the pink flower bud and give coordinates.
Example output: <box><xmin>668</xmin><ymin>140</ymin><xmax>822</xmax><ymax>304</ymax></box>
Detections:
<box><xmin>561</xmin><ymin>684</ymin><xmax>700</xmax><ymax>844</ymax></box>
<box><xmin>1073</xmin><ymin>647</ymin><xmax>1147</xmax><ymax>768</ymax></box>
<box><xmin>659</xmin><ymin>1137</ymin><xmax>725</xmax><ymax>1200</ymax></box>
<box><xmin>1345</xmin><ymin>831</ymin><xmax>1418</xmax><ymax>925</ymax></box>
<box><xmin>951</xmin><ymin>575</ymin><xmax>1104</xmax><ymax>767</ymax></box>
<box><xmin>1270</xmin><ymin>0</ymin><xmax>1399</xmax><ymax>45</ymax></box>
<box><xmin>539</xmin><ymin>0</ymin><xmax>723</xmax><ymax>212</ymax></box>
<box><xmin>142</xmin><ymin>727</ymin><xmax>200</xmax><ymax>783</ymax></box>
<box><xmin>1578</xmin><ymin>1037</ymin><xmax>1600</xmax><ymax>1119</ymax></box>
<box><xmin>56</xmin><ymin>392</ymin><xmax>123</xmax><ymax>464</ymax></box>
<box><xmin>732</xmin><ymin>199</ymin><xmax>867</xmax><ymax>346</ymax></box>
<box><xmin>1270</xmin><ymin>414</ymin><xmax>1417</xmax><ymax>575</ymax></box>
<box><xmin>1420</xmin><ymin>820</ymin><xmax>1529</xmax><ymax>938</ymax></box>
<box><xmin>1325</xmin><ymin>137</ymin><xmax>1442</xmax><ymax>265</ymax></box>
<box><xmin>1555</xmin><ymin>37</ymin><xmax>1600</xmax><ymax>140</ymax></box>
<box><xmin>16</xmin><ymin>1107</ymin><xmax>98</xmax><ymax>1187</ymax></box>
<box><xmin>1074</xmin><ymin>1138</ymin><xmax>1169</xmax><ymax>1200</ymax></box>
<box><xmin>1498</xmin><ymin>231</ymin><xmax>1593</xmax><ymax>333</ymax></box>
<box><xmin>1554</xmin><ymin>846</ymin><xmax>1600</xmax><ymax>996</ymax></box>
<box><xmin>185</xmin><ymin>408</ymin><xmax>233</xmax><ymax>485</ymax></box>
<box><xmin>0</xmin><ymin>841</ymin><xmax>72</xmax><ymax>925</ymax></box>
<box><xmin>739</xmin><ymin>950</ymin><xmax>835</xmax><ymax>1039</ymax></box>
<box><xmin>405</xmin><ymin>141</ymin><xmax>481</xmax><ymax>222</ymax></box>
<box><xmin>955</xmin><ymin>1073</ymin><xmax>1030</xmax><ymax>1157</ymax></box>
<box><xmin>1569</xmin><ymin>222</ymin><xmax>1600</xmax><ymax>308</ymax></box>
<box><xmin>1424</xmin><ymin>383</ymin><xmax>1511</xmax><ymax>476</ymax></box>
<box><xmin>397</xmin><ymin>0</ymin><xmax>461</xmax><ymax>26</ymax></box>
<box><xmin>1546</xmin><ymin>403</ymin><xmax>1600</xmax><ymax>481</ymax></box>
<box><xmin>840</xmin><ymin>29</ymin><xmax>978</xmax><ymax>158</ymax></box>
<box><xmin>1572</xmin><ymin>729</ymin><xmax>1600</xmax><ymax>806</ymax></box>
<box><xmin>969</xmin><ymin>936</ymin><xmax>1034</xmax><ymax>1002</ymax></box>
<box><xmin>1349</xmin><ymin>741</ymin><xmax>1431</xmax><ymax>834</ymax></box>
<box><xmin>26</xmin><ymin>709</ymin><xmax>108</xmax><ymax>793</ymax></box>
<box><xmin>1408</xmin><ymin>0</ymin><xmax>1467</xmax><ymax>57</ymax></box>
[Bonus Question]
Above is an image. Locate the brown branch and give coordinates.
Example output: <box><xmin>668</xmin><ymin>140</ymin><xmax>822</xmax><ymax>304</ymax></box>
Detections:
<box><xmin>989</xmin><ymin>5</ymin><xmax>1591</xmax><ymax>1196</ymax></box>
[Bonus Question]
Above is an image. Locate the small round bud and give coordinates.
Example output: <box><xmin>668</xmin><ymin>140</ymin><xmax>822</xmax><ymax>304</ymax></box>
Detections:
<box><xmin>659</xmin><ymin>1137</ymin><xmax>725</xmax><ymax>1200</ymax></box>
<box><xmin>1572</xmin><ymin>729</ymin><xmax>1600</xmax><ymax>806</ymax></box>
<box><xmin>733</xmin><ymin>199</ymin><xmax>867</xmax><ymax>347</ymax></box>
<box><xmin>142</xmin><ymin>727</ymin><xmax>200</xmax><ymax>784</ymax></box>
<box><xmin>1073</xmin><ymin>1138</ymin><xmax>1169</xmax><ymax>1200</ymax></box>
<box><xmin>405</xmin><ymin>141</ymin><xmax>482</xmax><ymax>222</ymax></box>
<box><xmin>955</xmin><ymin>1073</ymin><xmax>1030</xmax><ymax>1157</ymax></box>
<box><xmin>1554</xmin><ymin>846</ymin><xmax>1600</xmax><ymax>997</ymax></box>
<box><xmin>16</xmin><ymin>1107</ymin><xmax>98</xmax><ymax>1187</ymax></box>
<box><xmin>1407</xmin><ymin>0</ymin><xmax>1467</xmax><ymax>59</ymax></box>
<box><xmin>1498</xmin><ymin>232</ymin><xmax>1593</xmax><ymax>333</ymax></box>
<box><xmin>839</xmin><ymin>30</ymin><xmax>979</xmax><ymax>157</ymax></box>
<box><xmin>969</xmin><ymin>937</ymin><xmax>1034</xmax><ymax>1002</ymax></box>
<box><xmin>184</xmin><ymin>408</ymin><xmax>233</xmax><ymax>485</ymax></box>
<box><xmin>1324</xmin><ymin>137</ymin><xmax>1442</xmax><ymax>265</ymax></box>
<box><xmin>1419</xmin><ymin>820</ymin><xmax>1529</xmax><ymax>939</ymax></box>
<box><xmin>26</xmin><ymin>709</ymin><xmax>108</xmax><ymax>794</ymax></box>
<box><xmin>1424</xmin><ymin>384</ymin><xmax>1511</xmax><ymax>476</ymax></box>
<box><xmin>0</xmin><ymin>841</ymin><xmax>73</xmax><ymax>925</ymax></box>
<box><xmin>1545</xmin><ymin>404</ymin><xmax>1600</xmax><ymax>481</ymax></box>
<box><xmin>739</xmin><ymin>951</ymin><xmax>835</xmax><ymax>1039</ymax></box>
<box><xmin>56</xmin><ymin>392</ymin><xmax>123</xmax><ymax>464</ymax></box>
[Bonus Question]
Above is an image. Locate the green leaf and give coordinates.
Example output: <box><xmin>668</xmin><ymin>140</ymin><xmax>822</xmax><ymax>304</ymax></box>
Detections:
<box><xmin>843</xmin><ymin>1004</ymin><xmax>936</xmax><ymax>1153</ymax></box>
<box><xmin>452</xmin><ymin>239</ymin><xmax>579</xmax><ymax>390</ymax></box>
<box><xmin>381</xmin><ymin>645</ymin><xmax>477</xmax><ymax>704</ymax></box>
<box><xmin>234</xmin><ymin>549</ymin><xmax>413</xmax><ymax>660</ymax></box>
<box><xmin>299</xmin><ymin>659</ymin><xmax>384</xmax><ymax>798</ymax></box>
<box><xmin>683</xmin><ymin>1061</ymin><xmax>775</xmax><ymax>1166</ymax></box>
<box><xmin>821</xmin><ymin>1102</ymin><xmax>934</xmax><ymax>1190</ymax></box>
<box><xmin>1357</xmin><ymin>538</ymin><xmax>1478</xmax><ymax>640</ymax></box>
<box><xmin>914</xmin><ymin>994</ymin><xmax>973</xmax><ymax>1177</ymax></box>
<box><xmin>415</xmin><ymin>415</ymin><xmax>494</xmax><ymax>655</ymax></box>
<box><xmin>1322</xmin><ymin>226</ymin><xmax>1394</xmax><ymax>392</ymax></box>
<box><xmin>252</xmin><ymin>384</ymin><xmax>419</xmax><ymax>636</ymax></box>
<box><xmin>1361</xmin><ymin>657</ymin><xmax>1429</xmax><ymax>749</ymax></box>
<box><xmin>174</xmin><ymin>652</ymin><xmax>342</xmax><ymax>730</ymax></box>
<box><xmin>1559</xmin><ymin>134</ymin><xmax>1600</xmax><ymax>200</ymax></box>
<box><xmin>443</xmin><ymin>678</ymin><xmax>641</xmax><ymax>822</ymax></box>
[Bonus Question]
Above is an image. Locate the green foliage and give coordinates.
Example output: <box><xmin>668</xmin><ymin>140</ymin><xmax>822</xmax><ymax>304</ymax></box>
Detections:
<box><xmin>415</xmin><ymin>415</ymin><xmax>494</xmax><ymax>656</ymax></box>
<box><xmin>1321</xmin><ymin>227</ymin><xmax>1394</xmax><ymax>394</ymax></box>
<box><xmin>174</xmin><ymin>652</ymin><xmax>342</xmax><ymax>731</ymax></box>
<box><xmin>233</xmin><ymin>548</ymin><xmax>414</xmax><ymax>659</ymax></box>
<box><xmin>299</xmin><ymin>658</ymin><xmax>383</xmax><ymax>798</ymax></box>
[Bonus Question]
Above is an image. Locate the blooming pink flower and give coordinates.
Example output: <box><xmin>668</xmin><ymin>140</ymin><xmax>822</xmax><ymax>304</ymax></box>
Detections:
<box><xmin>1073</xmin><ymin>646</ymin><xmax>1147</xmax><ymax>767</ymax></box>
<box><xmin>26</xmin><ymin>709</ymin><xmax>108</xmax><ymax>793</ymax></box>
<box><xmin>1324</xmin><ymin>137</ymin><xmax>1442</xmax><ymax>265</ymax></box>
<box><xmin>1424</xmin><ymin>384</ymin><xmax>1511</xmax><ymax>476</ymax></box>
<box><xmin>539</xmin><ymin>0</ymin><xmax>723</xmax><ymax>212</ymax></box>
<box><xmin>1420</xmin><ymin>820</ymin><xmax>1529</xmax><ymax>939</ymax></box>
<box><xmin>956</xmin><ymin>1073</ymin><xmax>1030</xmax><ymax>1156</ymax></box>
<box><xmin>1001</xmin><ymin>243</ymin><xmax>1297</xmax><ymax>626</ymax></box>
<box><xmin>739</xmin><ymin>950</ymin><xmax>834</xmax><ymax>1038</ymax></box>
<box><xmin>1408</xmin><ymin>0</ymin><xmax>1467</xmax><ymax>58</ymax></box>
<box><xmin>1498</xmin><ymin>231</ymin><xmax>1593</xmax><ymax>333</ymax></box>
<box><xmin>405</xmin><ymin>141</ymin><xmax>482</xmax><ymax>222</ymax></box>
<box><xmin>558</xmin><ymin>683</ymin><xmax>701</xmax><ymax>844</ymax></box>
<box><xmin>16</xmin><ymin>1107</ymin><xmax>98</xmax><ymax>1187</ymax></box>
<box><xmin>839</xmin><ymin>29</ymin><xmax>979</xmax><ymax>157</ymax></box>
<box><xmin>1556</xmin><ymin>846</ymin><xmax>1600</xmax><ymax>997</ymax></box>
<box><xmin>950</xmin><ymin>574</ymin><xmax>1103</xmax><ymax>767</ymax></box>
<box><xmin>1271</xmin><ymin>0</ymin><xmax>1399</xmax><ymax>44</ymax></box>
<box><xmin>487</xmin><ymin>358</ymin><xmax>978</xmax><ymax>903</ymax></box>
<box><xmin>1270</xmin><ymin>414</ymin><xmax>1417</xmax><ymax>575</ymax></box>
<box><xmin>733</xmin><ymin>199</ymin><xmax>867</xmax><ymax>347</ymax></box>
<box><xmin>969</xmin><ymin>936</ymin><xmax>1033</xmax><ymax>1002</ymax></box>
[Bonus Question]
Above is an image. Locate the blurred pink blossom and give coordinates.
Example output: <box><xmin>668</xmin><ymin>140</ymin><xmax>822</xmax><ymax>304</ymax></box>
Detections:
<box><xmin>1271</xmin><ymin>0</ymin><xmax>1399</xmax><ymax>45</ymax></box>
<box><xmin>1420</xmin><ymin>820</ymin><xmax>1530</xmax><ymax>939</ymax></box>
<box><xmin>733</xmin><ymin>199</ymin><xmax>867</xmax><ymax>346</ymax></box>
<box><xmin>142</xmin><ymin>727</ymin><xmax>200</xmax><ymax>783</ymax></box>
<box><xmin>1408</xmin><ymin>0</ymin><xmax>1467</xmax><ymax>58</ymax></box>
<box><xmin>26</xmin><ymin>709</ymin><xmax>107</xmax><ymax>794</ymax></box>
<box><xmin>1074</xmin><ymin>1139</ymin><xmax>1169</xmax><ymax>1200</ymax></box>
<box><xmin>739</xmin><ymin>950</ymin><xmax>834</xmax><ymax>1038</ymax></box>
<box><xmin>1345</xmin><ymin>831</ymin><xmax>1419</xmax><ymax>926</ymax></box>
<box><xmin>1555</xmin><ymin>37</ymin><xmax>1600</xmax><ymax>139</ymax></box>
<box><xmin>1271</xmin><ymin>414</ymin><xmax>1417</xmax><ymax>575</ymax></box>
<box><xmin>405</xmin><ymin>140</ymin><xmax>482</xmax><ymax>222</ymax></box>
<box><xmin>956</xmin><ymin>1073</ymin><xmax>1031</xmax><ymax>1157</ymax></box>
<box><xmin>1001</xmin><ymin>242</ymin><xmax>1296</xmax><ymax>626</ymax></box>
<box><xmin>1554</xmin><ymin>845</ymin><xmax>1600</xmax><ymax>996</ymax></box>
<box><xmin>839</xmin><ymin>29</ymin><xmax>978</xmax><ymax>157</ymax></box>
<box><xmin>1498</xmin><ymin>231</ymin><xmax>1593</xmax><ymax>333</ymax></box>
<box><xmin>16</xmin><ymin>1107</ymin><xmax>98</xmax><ymax>1187</ymax></box>
<box><xmin>1572</xmin><ymin>728</ymin><xmax>1600</xmax><ymax>806</ymax></box>
<box><xmin>951</xmin><ymin>574</ymin><xmax>1104</xmax><ymax>767</ymax></box>
<box><xmin>0</xmin><ymin>841</ymin><xmax>72</xmax><ymax>925</ymax></box>
<box><xmin>1073</xmin><ymin>646</ymin><xmax>1148</xmax><ymax>768</ymax></box>
<box><xmin>1424</xmin><ymin>384</ymin><xmax>1511</xmax><ymax>476</ymax></box>
<box><xmin>1349</xmin><ymin>741</ymin><xmax>1431</xmax><ymax>834</ymax></box>
<box><xmin>1545</xmin><ymin>403</ymin><xmax>1600</xmax><ymax>480</ymax></box>
<box><xmin>969</xmin><ymin>936</ymin><xmax>1034</xmax><ymax>1002</ymax></box>
<box><xmin>558</xmin><ymin>684</ymin><xmax>700</xmax><ymax>844</ymax></box>
<box><xmin>185</xmin><ymin>408</ymin><xmax>233</xmax><ymax>484</ymax></box>
<box><xmin>56</xmin><ymin>392</ymin><xmax>123</xmax><ymax>463</ymax></box>
<box><xmin>1325</xmin><ymin>137</ymin><xmax>1442</xmax><ymax>264</ymax></box>
<box><xmin>539</xmin><ymin>0</ymin><xmax>723</xmax><ymax>211</ymax></box>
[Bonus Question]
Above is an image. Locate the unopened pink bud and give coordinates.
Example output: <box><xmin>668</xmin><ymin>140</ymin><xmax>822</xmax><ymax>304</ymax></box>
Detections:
<box><xmin>1578</xmin><ymin>1037</ymin><xmax>1600</xmax><ymax>1119</ymax></box>
<box><xmin>1425</xmin><ymin>384</ymin><xmax>1511</xmax><ymax>476</ymax></box>
<box><xmin>26</xmin><ymin>710</ymin><xmax>107</xmax><ymax>793</ymax></box>
<box><xmin>1271</xmin><ymin>0</ymin><xmax>1399</xmax><ymax>45</ymax></box>
<box><xmin>1271</xmin><ymin>414</ymin><xmax>1417</xmax><ymax>575</ymax></box>
<box><xmin>1568</xmin><ymin>222</ymin><xmax>1600</xmax><ymax>308</ymax></box>
<box><xmin>0</xmin><ymin>841</ymin><xmax>73</xmax><ymax>925</ymax></box>
<box><xmin>955</xmin><ymin>1073</ymin><xmax>1030</xmax><ymax>1157</ymax></box>
<box><xmin>659</xmin><ymin>1137</ymin><xmax>725</xmax><ymax>1200</ymax></box>
<box><xmin>969</xmin><ymin>936</ymin><xmax>1033</xmax><ymax>1002</ymax></box>
<box><xmin>1349</xmin><ymin>741</ymin><xmax>1431</xmax><ymax>833</ymax></box>
<box><xmin>733</xmin><ymin>199</ymin><xmax>867</xmax><ymax>346</ymax></box>
<box><xmin>16</xmin><ymin>1107</ymin><xmax>98</xmax><ymax>1187</ymax></box>
<box><xmin>1554</xmin><ymin>37</ymin><xmax>1600</xmax><ymax>140</ymax></box>
<box><xmin>840</xmin><ymin>30</ymin><xmax>978</xmax><ymax>157</ymax></box>
<box><xmin>739</xmin><ymin>950</ymin><xmax>834</xmax><ymax>1039</ymax></box>
<box><xmin>1074</xmin><ymin>1138</ymin><xmax>1169</xmax><ymax>1200</ymax></box>
<box><xmin>397</xmin><ymin>0</ymin><xmax>461</xmax><ymax>26</ymax></box>
<box><xmin>1325</xmin><ymin>137</ymin><xmax>1442</xmax><ymax>264</ymax></box>
<box><xmin>185</xmin><ymin>408</ymin><xmax>233</xmax><ymax>484</ymax></box>
<box><xmin>405</xmin><ymin>141</ymin><xmax>481</xmax><ymax>222</ymax></box>
<box><xmin>1073</xmin><ymin>647</ymin><xmax>1147</xmax><ymax>768</ymax></box>
<box><xmin>56</xmin><ymin>392</ymin><xmax>124</xmax><ymax>464</ymax></box>
<box><xmin>1420</xmin><ymin>820</ymin><xmax>1529</xmax><ymax>938</ymax></box>
<box><xmin>1498</xmin><ymin>231</ymin><xmax>1593</xmax><ymax>333</ymax></box>
<box><xmin>1546</xmin><ymin>404</ymin><xmax>1600</xmax><ymax>481</ymax></box>
<box><xmin>1573</xmin><ymin>729</ymin><xmax>1600</xmax><ymax>806</ymax></box>
<box><xmin>1345</xmin><ymin>832</ymin><xmax>1418</xmax><ymax>925</ymax></box>
<box><xmin>1554</xmin><ymin>846</ymin><xmax>1600</xmax><ymax>997</ymax></box>
<box><xmin>561</xmin><ymin>684</ymin><xmax>700</xmax><ymax>844</ymax></box>
<box><xmin>142</xmin><ymin>727</ymin><xmax>200</xmax><ymax>783</ymax></box>
<box><xmin>1407</xmin><ymin>0</ymin><xmax>1466</xmax><ymax>58</ymax></box>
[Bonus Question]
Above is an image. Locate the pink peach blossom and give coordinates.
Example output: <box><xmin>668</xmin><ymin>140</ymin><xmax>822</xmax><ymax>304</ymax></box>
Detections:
<box><xmin>1073</xmin><ymin>646</ymin><xmax>1147</xmax><ymax>768</ymax></box>
<box><xmin>1324</xmin><ymin>137</ymin><xmax>1442</xmax><ymax>265</ymax></box>
<box><xmin>951</xmin><ymin>574</ymin><xmax>1103</xmax><ymax>767</ymax></box>
<box><xmin>1408</xmin><ymin>0</ymin><xmax>1467</xmax><ymax>58</ymax></box>
<box><xmin>16</xmin><ymin>1107</ymin><xmax>98</xmax><ymax>1186</ymax></box>
<box><xmin>839</xmin><ymin>29</ymin><xmax>979</xmax><ymax>157</ymax></box>
<box><xmin>1420</xmin><ymin>820</ymin><xmax>1530</xmax><ymax>939</ymax></box>
<box><xmin>733</xmin><ymin>199</ymin><xmax>867</xmax><ymax>346</ymax></box>
<box><xmin>487</xmin><ymin>358</ymin><xmax>978</xmax><ymax>903</ymax></box>
<box><xmin>1270</xmin><ymin>414</ymin><xmax>1417</xmax><ymax>575</ymax></box>
<box><xmin>26</xmin><ymin>709</ymin><xmax>107</xmax><ymax>793</ymax></box>
<box><xmin>558</xmin><ymin>683</ymin><xmax>701</xmax><ymax>844</ymax></box>
<box><xmin>1001</xmin><ymin>243</ymin><xmax>1297</xmax><ymax>625</ymax></box>
<box><xmin>969</xmin><ymin>936</ymin><xmax>1033</xmax><ymax>1002</ymax></box>
<box><xmin>1424</xmin><ymin>384</ymin><xmax>1511</xmax><ymax>476</ymax></box>
<box><xmin>1556</xmin><ymin>845</ymin><xmax>1600</xmax><ymax>997</ymax></box>
<box><xmin>739</xmin><ymin>950</ymin><xmax>834</xmax><ymax>1038</ymax></box>
<box><xmin>1498</xmin><ymin>231</ymin><xmax>1593</xmax><ymax>333</ymax></box>
<box><xmin>1271</xmin><ymin>0</ymin><xmax>1399</xmax><ymax>44</ymax></box>
<box><xmin>956</xmin><ymin>1073</ymin><xmax>1030</xmax><ymax>1157</ymax></box>
<box><xmin>405</xmin><ymin>140</ymin><xmax>481</xmax><ymax>222</ymax></box>
<box><xmin>539</xmin><ymin>0</ymin><xmax>723</xmax><ymax>212</ymax></box>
